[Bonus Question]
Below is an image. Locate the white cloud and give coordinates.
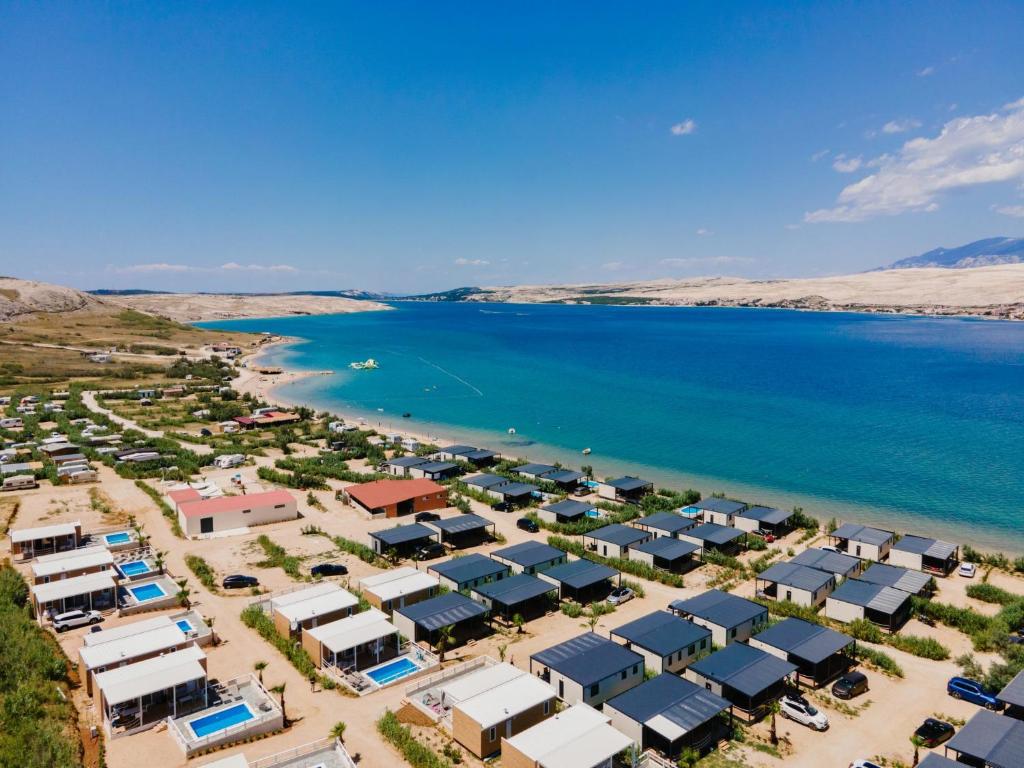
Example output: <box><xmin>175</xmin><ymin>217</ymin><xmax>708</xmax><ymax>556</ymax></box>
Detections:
<box><xmin>453</xmin><ymin>258</ymin><xmax>490</xmax><ymax>267</ymax></box>
<box><xmin>811</xmin><ymin>149</ymin><xmax>830</xmax><ymax>162</ymax></box>
<box><xmin>659</xmin><ymin>256</ymin><xmax>753</xmax><ymax>266</ymax></box>
<box><xmin>695</xmin><ymin>228</ymin><xmax>713</xmax><ymax>236</ymax></box>
<box><xmin>116</xmin><ymin>263</ymin><xmax>198</xmax><ymax>273</ymax></box>
<box><xmin>670</xmin><ymin>119</ymin><xmax>697</xmax><ymax>136</ymax></box>
<box><xmin>806</xmin><ymin>97</ymin><xmax>1024</xmax><ymax>222</ymax></box>
<box><xmin>918</xmin><ymin>65</ymin><xmax>936</xmax><ymax>77</ymax></box>
<box><xmin>785</xmin><ymin>223</ymin><xmax>801</xmax><ymax>230</ymax></box>
<box><xmin>993</xmin><ymin>204</ymin><xmax>1024</xmax><ymax>218</ymax></box>
<box><xmin>832</xmin><ymin>154</ymin><xmax>863</xmax><ymax>173</ymax></box>
<box><xmin>111</xmin><ymin>262</ymin><xmax>297</xmax><ymax>274</ymax></box>
<box><xmin>601</xmin><ymin>261</ymin><xmax>625</xmax><ymax>271</ymax></box>
<box><xmin>882</xmin><ymin>118</ymin><xmax>922</xmax><ymax>134</ymax></box>
<box><xmin>220</xmin><ymin>262</ymin><xmax>296</xmax><ymax>272</ymax></box>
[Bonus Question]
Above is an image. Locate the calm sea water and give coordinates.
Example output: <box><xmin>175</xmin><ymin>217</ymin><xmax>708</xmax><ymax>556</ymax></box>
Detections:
<box><xmin>200</xmin><ymin>303</ymin><xmax>1024</xmax><ymax>550</ymax></box>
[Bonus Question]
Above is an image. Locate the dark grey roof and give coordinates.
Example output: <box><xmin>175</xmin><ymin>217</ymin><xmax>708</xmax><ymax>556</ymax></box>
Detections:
<box><xmin>610</xmin><ymin>611</ymin><xmax>710</xmax><ymax>657</ymax></box>
<box><xmin>790</xmin><ymin>548</ymin><xmax>862</xmax><ymax>577</ymax></box>
<box><xmin>998</xmin><ymin>669</ymin><xmax>1024</xmax><ymax>708</ymax></box>
<box><xmin>606</xmin><ymin>476</ymin><xmax>652</xmax><ymax>492</ymax></box>
<box><xmin>739</xmin><ymin>506</ymin><xmax>793</xmax><ymax>526</ymax></box>
<box><xmin>541</xmin><ymin>499</ymin><xmax>594</xmax><ymax>519</ymax></box>
<box><xmin>892</xmin><ymin>535</ymin><xmax>958</xmax><ymax>560</ymax></box>
<box><xmin>415</xmin><ymin>461</ymin><xmax>458</xmax><ymax>474</ymax></box>
<box><xmin>831</xmin><ymin>523</ymin><xmax>894</xmax><ymax>547</ymax></box>
<box><xmin>541</xmin><ymin>559</ymin><xmax>618</xmax><ymax>589</ymax></box>
<box><xmin>440</xmin><ymin>445</ymin><xmax>475</xmax><ymax>456</ymax></box>
<box><xmin>756</xmin><ymin>562</ymin><xmax>834</xmax><ymax>593</ymax></box>
<box><xmin>491</xmin><ymin>541</ymin><xmax>566</xmax><ymax>568</ymax></box>
<box><xmin>429</xmin><ymin>514</ymin><xmax>493</xmax><ymax>534</ymax></box>
<box><xmin>585</xmin><ymin>523</ymin><xmax>649</xmax><ymax>547</ymax></box>
<box><xmin>531</xmin><ymin>632</ymin><xmax>642</xmax><ymax>687</ymax></box>
<box><xmin>495</xmin><ymin>481</ymin><xmax>539</xmax><ymax>498</ymax></box>
<box><xmin>634</xmin><ymin>512</ymin><xmax>696</xmax><ymax>534</ymax></box>
<box><xmin>542</xmin><ymin>469</ymin><xmax>584</xmax><ymax>484</ymax></box>
<box><xmin>829</xmin><ymin>579</ymin><xmax>909</xmax><ymax>615</ymax></box>
<box><xmin>688</xmin><ymin>643</ymin><xmax>797</xmax><ymax>697</ymax></box>
<box><xmin>917</xmin><ymin>754</ymin><xmax>967</xmax><ymax>768</ymax></box>
<box><xmin>473</xmin><ymin>574</ymin><xmax>556</xmax><ymax>606</ymax></box>
<box><xmin>694</xmin><ymin>498</ymin><xmax>746</xmax><ymax>515</ymax></box>
<box><xmin>463</xmin><ymin>473</ymin><xmax>508</xmax><ymax>489</ymax></box>
<box><xmin>395</xmin><ymin>592</ymin><xmax>488</xmax><ymax>631</ymax></box>
<box><xmin>946</xmin><ymin>709</ymin><xmax>1024</xmax><ymax>768</ymax></box>
<box><xmin>859</xmin><ymin>562</ymin><xmax>932</xmax><ymax>595</ymax></box>
<box><xmin>684</xmin><ymin>523</ymin><xmax>744</xmax><ymax>546</ymax></box>
<box><xmin>383</xmin><ymin>456</ymin><xmax>428</xmax><ymax>468</ymax></box>
<box><xmin>463</xmin><ymin>449</ymin><xmax>497</xmax><ymax>461</ymax></box>
<box><xmin>514</xmin><ymin>463</ymin><xmax>556</xmax><ymax>476</ymax></box>
<box><xmin>630</xmin><ymin>537</ymin><xmax>699</xmax><ymax>561</ymax></box>
<box><xmin>670</xmin><ymin>589</ymin><xmax>767</xmax><ymax>629</ymax></box>
<box><xmin>369</xmin><ymin>523</ymin><xmax>436</xmax><ymax>546</ymax></box>
<box><xmin>429</xmin><ymin>554</ymin><xmax>508</xmax><ymax>584</ymax></box>
<box><xmin>752</xmin><ymin>618</ymin><xmax>853</xmax><ymax>664</ymax></box>
<box><xmin>605</xmin><ymin>673</ymin><xmax>729</xmax><ymax>736</ymax></box>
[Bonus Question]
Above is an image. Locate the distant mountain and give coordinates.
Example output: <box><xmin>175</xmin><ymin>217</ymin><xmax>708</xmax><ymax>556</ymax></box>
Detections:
<box><xmin>888</xmin><ymin>237</ymin><xmax>1024</xmax><ymax>269</ymax></box>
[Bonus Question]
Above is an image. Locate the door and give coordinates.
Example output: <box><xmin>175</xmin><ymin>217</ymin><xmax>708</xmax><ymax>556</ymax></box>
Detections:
<box><xmin>200</xmin><ymin>517</ymin><xmax>214</xmax><ymax>534</ymax></box>
<box><xmin>558</xmin><ymin>680</ymin><xmax>564</xmax><ymax>699</ymax></box>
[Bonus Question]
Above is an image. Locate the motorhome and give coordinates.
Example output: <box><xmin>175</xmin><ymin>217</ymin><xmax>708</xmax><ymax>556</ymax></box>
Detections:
<box><xmin>3</xmin><ymin>475</ymin><xmax>39</xmax><ymax>491</ymax></box>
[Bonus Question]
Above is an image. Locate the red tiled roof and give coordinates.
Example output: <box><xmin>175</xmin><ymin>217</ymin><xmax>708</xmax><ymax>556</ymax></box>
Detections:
<box><xmin>177</xmin><ymin>490</ymin><xmax>296</xmax><ymax>518</ymax></box>
<box><xmin>167</xmin><ymin>488</ymin><xmax>202</xmax><ymax>505</ymax></box>
<box><xmin>346</xmin><ymin>479</ymin><xmax>447</xmax><ymax>510</ymax></box>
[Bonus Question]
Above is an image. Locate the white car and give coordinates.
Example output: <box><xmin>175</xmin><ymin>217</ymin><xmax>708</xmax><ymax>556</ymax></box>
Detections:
<box><xmin>849</xmin><ymin>762</ymin><xmax>882</xmax><ymax>768</ymax></box>
<box><xmin>607</xmin><ymin>586</ymin><xmax>635</xmax><ymax>606</ymax></box>
<box><xmin>959</xmin><ymin>562</ymin><xmax>977</xmax><ymax>578</ymax></box>
<box><xmin>780</xmin><ymin>695</ymin><xmax>829</xmax><ymax>731</ymax></box>
<box><xmin>51</xmin><ymin>609</ymin><xmax>103</xmax><ymax>632</ymax></box>
<box><xmin>819</xmin><ymin>545</ymin><xmax>841</xmax><ymax>554</ymax></box>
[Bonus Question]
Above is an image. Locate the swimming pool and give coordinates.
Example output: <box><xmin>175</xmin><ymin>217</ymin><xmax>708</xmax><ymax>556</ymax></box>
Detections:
<box><xmin>188</xmin><ymin>703</ymin><xmax>254</xmax><ymax>739</ymax></box>
<box><xmin>364</xmin><ymin>656</ymin><xmax>420</xmax><ymax>686</ymax></box>
<box><xmin>129</xmin><ymin>583</ymin><xmax>167</xmax><ymax>603</ymax></box>
<box><xmin>176</xmin><ymin>619</ymin><xmax>193</xmax><ymax>633</ymax></box>
<box><xmin>583</xmin><ymin>480</ymin><xmax>599</xmax><ymax>489</ymax></box>
<box><xmin>118</xmin><ymin>560</ymin><xmax>151</xmax><ymax>577</ymax></box>
<box><xmin>104</xmin><ymin>532</ymin><xmax>131</xmax><ymax>545</ymax></box>
<box><xmin>585</xmin><ymin>509</ymin><xmax>602</xmax><ymax>518</ymax></box>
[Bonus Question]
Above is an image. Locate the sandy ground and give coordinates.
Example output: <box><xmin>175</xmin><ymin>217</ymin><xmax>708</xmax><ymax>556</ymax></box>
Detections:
<box><xmin>106</xmin><ymin>293</ymin><xmax>392</xmax><ymax>323</ymax></box>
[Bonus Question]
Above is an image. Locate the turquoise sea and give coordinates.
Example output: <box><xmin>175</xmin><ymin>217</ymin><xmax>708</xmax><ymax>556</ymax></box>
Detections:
<box><xmin>200</xmin><ymin>303</ymin><xmax>1024</xmax><ymax>551</ymax></box>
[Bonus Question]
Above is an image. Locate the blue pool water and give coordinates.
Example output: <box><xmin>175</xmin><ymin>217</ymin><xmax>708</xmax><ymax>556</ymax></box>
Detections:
<box><xmin>176</xmin><ymin>619</ymin><xmax>193</xmax><ymax>633</ymax></box>
<box><xmin>200</xmin><ymin>303</ymin><xmax>1024</xmax><ymax>550</ymax></box>
<box><xmin>188</xmin><ymin>703</ymin><xmax>254</xmax><ymax>739</ymax></box>
<box><xmin>118</xmin><ymin>561</ymin><xmax>151</xmax><ymax>577</ymax></box>
<box><xmin>585</xmin><ymin>509</ymin><xmax>602</xmax><ymax>518</ymax></box>
<box><xmin>365</xmin><ymin>657</ymin><xmax>420</xmax><ymax>686</ymax></box>
<box><xmin>129</xmin><ymin>583</ymin><xmax>167</xmax><ymax>602</ymax></box>
<box><xmin>104</xmin><ymin>532</ymin><xmax>131</xmax><ymax>545</ymax></box>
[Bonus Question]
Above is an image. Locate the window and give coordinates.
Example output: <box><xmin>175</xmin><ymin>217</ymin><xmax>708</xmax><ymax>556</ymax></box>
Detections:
<box><xmin>688</xmin><ymin>643</ymin><xmax>696</xmax><ymax>655</ymax></box>
<box><xmin>543</xmin><ymin>700</ymin><xmax>550</xmax><ymax>715</ymax></box>
<box><xmin>274</xmin><ymin>504</ymin><xmax>286</xmax><ymax>509</ymax></box>
<box><xmin>242</xmin><ymin>509</ymin><xmax>252</xmax><ymax>514</ymax></box>
<box><xmin>589</xmin><ymin>683</ymin><xmax>599</xmax><ymax>697</ymax></box>
<box><xmin>633</xmin><ymin>664</ymin><xmax>639</xmax><ymax>674</ymax></box>
<box><xmin>621</xmin><ymin>670</ymin><xmax>627</xmax><ymax>680</ymax></box>
<box><xmin>729</xmin><ymin>627</ymin><xmax>737</xmax><ymax>639</ymax></box>
<box><xmin>488</xmin><ymin>727</ymin><xmax>496</xmax><ymax>742</ymax></box>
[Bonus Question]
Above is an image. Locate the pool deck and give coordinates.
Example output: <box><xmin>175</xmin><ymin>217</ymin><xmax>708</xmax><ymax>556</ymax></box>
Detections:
<box><xmin>169</xmin><ymin>675</ymin><xmax>282</xmax><ymax>756</ymax></box>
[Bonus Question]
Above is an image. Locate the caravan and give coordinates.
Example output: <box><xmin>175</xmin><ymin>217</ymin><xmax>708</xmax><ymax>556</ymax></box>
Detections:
<box><xmin>2</xmin><ymin>475</ymin><xmax>39</xmax><ymax>491</ymax></box>
<box><xmin>212</xmin><ymin>453</ymin><xmax>245</xmax><ymax>469</ymax></box>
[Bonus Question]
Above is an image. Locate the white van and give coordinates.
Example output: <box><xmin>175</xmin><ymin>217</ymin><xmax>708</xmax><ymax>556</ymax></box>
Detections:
<box><xmin>68</xmin><ymin>470</ymin><xmax>98</xmax><ymax>484</ymax></box>
<box><xmin>212</xmin><ymin>453</ymin><xmax>245</xmax><ymax>469</ymax></box>
<box><xmin>0</xmin><ymin>418</ymin><xmax>24</xmax><ymax>429</ymax></box>
<box><xmin>2</xmin><ymin>475</ymin><xmax>38</xmax><ymax>491</ymax></box>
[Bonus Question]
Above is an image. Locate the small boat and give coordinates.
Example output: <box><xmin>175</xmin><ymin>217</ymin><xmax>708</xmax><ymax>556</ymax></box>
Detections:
<box><xmin>582</xmin><ymin>447</ymin><xmax>592</xmax><ymax>455</ymax></box>
<box><xmin>508</xmin><ymin>427</ymin><xmax>516</xmax><ymax>435</ymax></box>
<box><xmin>349</xmin><ymin>358</ymin><xmax>379</xmax><ymax>370</ymax></box>
<box><xmin>402</xmin><ymin>412</ymin><xmax>412</xmax><ymax>418</ymax></box>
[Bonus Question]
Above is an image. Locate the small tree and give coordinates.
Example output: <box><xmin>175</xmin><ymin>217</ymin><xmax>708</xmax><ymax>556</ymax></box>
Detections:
<box><xmin>271</xmin><ymin>683</ymin><xmax>287</xmax><ymax>725</ymax></box>
<box><xmin>331</xmin><ymin>721</ymin><xmax>347</xmax><ymax>744</ymax></box>
<box><xmin>206</xmin><ymin>615</ymin><xmax>218</xmax><ymax>646</ymax></box>
<box><xmin>498</xmin><ymin>643</ymin><xmax>508</xmax><ymax>662</ymax></box>
<box><xmin>513</xmin><ymin>613</ymin><xmax>525</xmax><ymax>634</ymax></box>
<box><xmin>768</xmin><ymin>699</ymin><xmax>781</xmax><ymax>746</ymax></box>
<box><xmin>176</xmin><ymin>578</ymin><xmax>191</xmax><ymax>608</ymax></box>
<box><xmin>254</xmin><ymin>660</ymin><xmax>268</xmax><ymax>684</ymax></box>
<box><xmin>910</xmin><ymin>735</ymin><xmax>924</xmax><ymax>766</ymax></box>
<box><xmin>153</xmin><ymin>549</ymin><xmax>167</xmax><ymax>574</ymax></box>
<box><xmin>436</xmin><ymin>624</ymin><xmax>456</xmax><ymax>663</ymax></box>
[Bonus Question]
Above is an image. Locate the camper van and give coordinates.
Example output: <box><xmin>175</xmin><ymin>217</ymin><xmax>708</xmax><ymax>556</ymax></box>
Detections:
<box><xmin>68</xmin><ymin>470</ymin><xmax>98</xmax><ymax>484</ymax></box>
<box><xmin>0</xmin><ymin>418</ymin><xmax>24</xmax><ymax>429</ymax></box>
<box><xmin>2</xmin><ymin>475</ymin><xmax>38</xmax><ymax>491</ymax></box>
<box><xmin>212</xmin><ymin>453</ymin><xmax>245</xmax><ymax>469</ymax></box>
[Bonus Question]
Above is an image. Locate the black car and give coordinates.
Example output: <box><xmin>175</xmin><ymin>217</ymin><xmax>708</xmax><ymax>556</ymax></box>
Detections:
<box><xmin>492</xmin><ymin>501</ymin><xmax>512</xmax><ymax>512</ymax></box>
<box><xmin>415</xmin><ymin>511</ymin><xmax>441</xmax><ymax>523</ymax></box>
<box><xmin>413</xmin><ymin>542</ymin><xmax>446</xmax><ymax>561</ymax></box>
<box><xmin>516</xmin><ymin>517</ymin><xmax>539</xmax><ymax>533</ymax></box>
<box><xmin>914</xmin><ymin>718</ymin><xmax>955</xmax><ymax>748</ymax></box>
<box><xmin>222</xmin><ymin>574</ymin><xmax>259</xmax><ymax>589</ymax></box>
<box><xmin>310</xmin><ymin>563</ymin><xmax>349</xmax><ymax>577</ymax></box>
<box><xmin>831</xmin><ymin>671</ymin><xmax>869</xmax><ymax>700</ymax></box>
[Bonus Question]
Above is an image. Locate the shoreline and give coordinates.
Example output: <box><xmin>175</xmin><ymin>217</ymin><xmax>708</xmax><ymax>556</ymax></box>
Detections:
<box><xmin>234</xmin><ymin>336</ymin><xmax>1024</xmax><ymax>556</ymax></box>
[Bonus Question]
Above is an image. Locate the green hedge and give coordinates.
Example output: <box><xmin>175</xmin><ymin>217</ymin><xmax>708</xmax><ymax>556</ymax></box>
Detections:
<box><xmin>256</xmin><ymin>535</ymin><xmax>305</xmax><ymax>580</ymax></box>
<box><xmin>332</xmin><ymin>535</ymin><xmax>388</xmax><ymax>567</ymax></box>
<box><xmin>240</xmin><ymin>604</ymin><xmax>319</xmax><ymax>679</ymax></box>
<box><xmin>546</xmin><ymin>534</ymin><xmax>685</xmax><ymax>588</ymax></box>
<box><xmin>135</xmin><ymin>479</ymin><xmax>184</xmax><ymax>537</ymax></box>
<box><xmin>376</xmin><ymin>710</ymin><xmax>454</xmax><ymax>768</ymax></box>
<box><xmin>185</xmin><ymin>555</ymin><xmax>218</xmax><ymax>592</ymax></box>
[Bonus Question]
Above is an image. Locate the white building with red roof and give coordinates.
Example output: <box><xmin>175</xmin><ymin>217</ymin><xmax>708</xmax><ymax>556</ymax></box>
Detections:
<box><xmin>173</xmin><ymin>489</ymin><xmax>298</xmax><ymax>539</ymax></box>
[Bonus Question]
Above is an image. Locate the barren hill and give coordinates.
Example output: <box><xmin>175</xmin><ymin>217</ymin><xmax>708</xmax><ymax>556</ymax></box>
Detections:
<box><xmin>106</xmin><ymin>292</ymin><xmax>392</xmax><ymax>322</ymax></box>
<box><xmin>0</xmin><ymin>276</ymin><xmax>109</xmax><ymax>321</ymax></box>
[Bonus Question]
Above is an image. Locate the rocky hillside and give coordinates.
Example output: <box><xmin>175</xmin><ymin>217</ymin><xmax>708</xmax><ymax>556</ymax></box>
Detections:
<box><xmin>0</xmin><ymin>277</ymin><xmax>109</xmax><ymax>321</ymax></box>
<box><xmin>888</xmin><ymin>237</ymin><xmax>1024</xmax><ymax>269</ymax></box>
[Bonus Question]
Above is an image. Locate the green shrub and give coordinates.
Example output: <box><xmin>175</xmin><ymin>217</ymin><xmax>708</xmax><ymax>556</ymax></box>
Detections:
<box><xmin>135</xmin><ymin>479</ymin><xmax>184</xmax><ymax>537</ymax></box>
<box><xmin>546</xmin><ymin>535</ymin><xmax>685</xmax><ymax>588</ymax></box>
<box><xmin>240</xmin><ymin>604</ymin><xmax>328</xmax><ymax>684</ymax></box>
<box><xmin>376</xmin><ymin>710</ymin><xmax>454</xmax><ymax>768</ymax></box>
<box><xmin>853</xmin><ymin>645</ymin><xmax>904</xmax><ymax>678</ymax></box>
<box><xmin>846</xmin><ymin>619</ymin><xmax>883</xmax><ymax>644</ymax></box>
<box><xmin>332</xmin><ymin>535</ymin><xmax>388</xmax><ymax>567</ymax></box>
<box><xmin>887</xmin><ymin>634</ymin><xmax>950</xmax><ymax>660</ymax></box>
<box><xmin>256</xmin><ymin>535</ymin><xmax>305</xmax><ymax>580</ymax></box>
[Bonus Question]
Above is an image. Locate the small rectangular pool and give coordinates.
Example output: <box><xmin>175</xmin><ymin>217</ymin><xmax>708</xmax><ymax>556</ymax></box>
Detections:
<box><xmin>129</xmin><ymin>582</ymin><xmax>167</xmax><ymax>603</ymax></box>
<box><xmin>104</xmin><ymin>532</ymin><xmax>131</xmax><ymax>545</ymax></box>
<box><xmin>188</xmin><ymin>703</ymin><xmax>254</xmax><ymax>739</ymax></box>
<box><xmin>176</xmin><ymin>619</ymin><xmax>194</xmax><ymax>633</ymax></box>
<box><xmin>365</xmin><ymin>656</ymin><xmax>420</xmax><ymax>686</ymax></box>
<box><xmin>585</xmin><ymin>509</ymin><xmax>602</xmax><ymax>518</ymax></box>
<box><xmin>118</xmin><ymin>560</ymin><xmax>151</xmax><ymax>577</ymax></box>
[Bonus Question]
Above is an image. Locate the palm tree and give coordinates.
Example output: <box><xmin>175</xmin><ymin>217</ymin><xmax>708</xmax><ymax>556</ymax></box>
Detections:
<box><xmin>331</xmin><ymin>721</ymin><xmax>347</xmax><ymax>744</ymax></box>
<box><xmin>254</xmin><ymin>661</ymin><xmax>268</xmax><ymax>684</ymax></box>
<box><xmin>498</xmin><ymin>643</ymin><xmax>508</xmax><ymax>662</ymax></box>
<box><xmin>270</xmin><ymin>683</ymin><xmax>287</xmax><ymax>725</ymax></box>
<box><xmin>512</xmin><ymin>613</ymin><xmax>525</xmax><ymax>634</ymax></box>
<box><xmin>176</xmin><ymin>578</ymin><xmax>191</xmax><ymax>608</ymax></box>
<box><xmin>206</xmin><ymin>615</ymin><xmax>218</xmax><ymax>646</ymax></box>
<box><xmin>768</xmin><ymin>699</ymin><xmax>781</xmax><ymax>746</ymax></box>
<box><xmin>153</xmin><ymin>549</ymin><xmax>167</xmax><ymax>574</ymax></box>
<box><xmin>910</xmin><ymin>735</ymin><xmax>924</xmax><ymax>766</ymax></box>
<box><xmin>436</xmin><ymin>624</ymin><xmax>456</xmax><ymax>663</ymax></box>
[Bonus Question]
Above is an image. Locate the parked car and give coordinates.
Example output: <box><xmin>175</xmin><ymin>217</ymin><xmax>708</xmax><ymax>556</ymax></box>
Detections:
<box><xmin>310</xmin><ymin>563</ymin><xmax>349</xmax><ymax>578</ymax></box>
<box><xmin>516</xmin><ymin>517</ymin><xmax>539</xmax><ymax>533</ymax></box>
<box><xmin>52</xmin><ymin>609</ymin><xmax>103</xmax><ymax>632</ymax></box>
<box><xmin>849</xmin><ymin>761</ymin><xmax>882</xmax><ymax>768</ymax></box>
<box><xmin>415</xmin><ymin>511</ymin><xmax>441</xmax><ymax>523</ymax></box>
<box><xmin>222</xmin><ymin>574</ymin><xmax>259</xmax><ymax>589</ymax></box>
<box><xmin>914</xmin><ymin>718</ymin><xmax>955</xmax><ymax>748</ymax></box>
<box><xmin>412</xmin><ymin>542</ymin><xmax>446</xmax><ymax>561</ymax></box>
<box><xmin>820</xmin><ymin>545</ymin><xmax>841</xmax><ymax>554</ymax></box>
<box><xmin>947</xmin><ymin>677</ymin><xmax>1002</xmax><ymax>709</ymax></box>
<box><xmin>754</xmin><ymin>528</ymin><xmax>776</xmax><ymax>543</ymax></box>
<box><xmin>607</xmin><ymin>586</ymin><xmax>635</xmax><ymax>606</ymax></box>
<box><xmin>492</xmin><ymin>501</ymin><xmax>512</xmax><ymax>512</ymax></box>
<box><xmin>832</xmin><ymin>671</ymin><xmax>869</xmax><ymax>700</ymax></box>
<box><xmin>959</xmin><ymin>562</ymin><xmax>977</xmax><ymax>578</ymax></box>
<box><xmin>573</xmin><ymin>486</ymin><xmax>591</xmax><ymax>497</ymax></box>
<box><xmin>780</xmin><ymin>694</ymin><xmax>829</xmax><ymax>731</ymax></box>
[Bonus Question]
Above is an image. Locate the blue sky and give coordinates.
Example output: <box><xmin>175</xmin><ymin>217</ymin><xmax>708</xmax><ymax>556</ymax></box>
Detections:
<box><xmin>2</xmin><ymin>2</ymin><xmax>1023</xmax><ymax>293</ymax></box>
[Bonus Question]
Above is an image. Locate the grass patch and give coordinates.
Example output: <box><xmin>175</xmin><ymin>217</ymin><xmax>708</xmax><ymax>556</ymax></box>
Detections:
<box><xmin>185</xmin><ymin>555</ymin><xmax>218</xmax><ymax>592</ymax></box>
<box><xmin>376</xmin><ymin>709</ymin><xmax>454</xmax><ymax>768</ymax></box>
<box><xmin>332</xmin><ymin>535</ymin><xmax>388</xmax><ymax>567</ymax></box>
<box><xmin>134</xmin><ymin>479</ymin><xmax>184</xmax><ymax>537</ymax></box>
<box><xmin>255</xmin><ymin>535</ymin><xmax>305</xmax><ymax>580</ymax></box>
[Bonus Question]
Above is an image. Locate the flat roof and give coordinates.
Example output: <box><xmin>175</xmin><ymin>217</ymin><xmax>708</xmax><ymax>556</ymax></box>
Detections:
<box><xmin>32</xmin><ymin>546</ymin><xmax>113</xmax><ymax>578</ymax></box>
<box><xmin>531</xmin><ymin>632</ymin><xmax>642</xmax><ymax>687</ymax></box>
<box><xmin>689</xmin><ymin>643</ymin><xmax>797</xmax><ymax>697</ymax></box>
<box><xmin>32</xmin><ymin>570</ymin><xmax>117</xmax><ymax>603</ymax></box>
<box><xmin>831</xmin><ymin>523</ymin><xmax>894</xmax><ymax>547</ymax></box>
<box><xmin>439</xmin><ymin>662</ymin><xmax>523</xmax><ymax>706</ymax></box>
<box><xmin>415</xmin><ymin>461</ymin><xmax>458</xmax><ymax>473</ymax></box>
<box><xmin>585</xmin><ymin>523</ymin><xmax>649</xmax><ymax>547</ymax></box>
<box><xmin>739</xmin><ymin>505</ymin><xmax>793</xmax><ymax>526</ymax></box>
<box><xmin>829</xmin><ymin>578</ymin><xmax>909</xmax><ymax>614</ymax></box>
<box><xmin>610</xmin><ymin>611</ymin><xmax>710</xmax><ymax>657</ymax></box>
<box><xmin>382</xmin><ymin>456</ymin><xmax>429</xmax><ymax>468</ymax></box>
<box><xmin>369</xmin><ymin>523</ymin><xmax>437</xmax><ymax>547</ymax></box>
<box><xmin>859</xmin><ymin>562</ymin><xmax>933</xmax><ymax>594</ymax></box>
<box><xmin>463</xmin><ymin>473</ymin><xmax>508</xmax><ymax>489</ymax></box>
<box><xmin>490</xmin><ymin>540</ymin><xmax>566</xmax><ymax>568</ymax></box>
<box><xmin>178</xmin><ymin>489</ymin><xmax>295</xmax><ymax>518</ymax></box>
<box><xmin>892</xmin><ymin>534</ymin><xmax>958</xmax><ymax>560</ymax></box>
<box><xmin>790</xmin><ymin>548</ymin><xmax>862</xmax><ymax>576</ymax></box>
<box><xmin>494</xmin><ymin>481</ymin><xmax>539</xmax><ymax>497</ymax></box>
<box><xmin>427</xmin><ymin>514</ymin><xmax>494</xmax><ymax>535</ymax></box>
<box><xmin>752</xmin><ymin>618</ymin><xmax>854</xmax><ymax>664</ymax></box>
<box><xmin>429</xmin><ymin>554</ymin><xmax>508</xmax><ymax>584</ymax></box>
<box><xmin>630</xmin><ymin>536</ymin><xmax>699</xmax><ymax>561</ymax></box>
<box><xmin>684</xmin><ymin>523</ymin><xmax>744</xmax><ymax>546</ymax></box>
<box><xmin>917</xmin><ymin>755</ymin><xmax>968</xmax><ymax>768</ymax></box>
<box><xmin>11</xmin><ymin>520</ymin><xmax>80</xmax><ymax>543</ymax></box>
<box><xmin>670</xmin><ymin>589</ymin><xmax>766</xmax><ymax>629</ymax></box>
<box><xmin>634</xmin><ymin>511</ymin><xmax>697</xmax><ymax>534</ymax></box>
<box><xmin>95</xmin><ymin>645</ymin><xmax>206</xmax><ymax>706</ymax></box>
<box><xmin>543</xmin><ymin>469</ymin><xmax>584</xmax><ymax>484</ymax></box>
<box><xmin>82</xmin><ymin>615</ymin><xmax>175</xmax><ymax>647</ymax></box>
<box><xmin>541</xmin><ymin>499</ymin><xmax>594</xmax><ymax>518</ymax></box>
<box><xmin>473</xmin><ymin>574</ymin><xmax>556</xmax><ymax>606</ymax></box>
<box><xmin>540</xmin><ymin>558</ymin><xmax>618</xmax><ymax>589</ymax></box>
<box><xmin>439</xmin><ymin>444</ymin><xmax>475</xmax><ymax>456</ymax></box>
<box><xmin>307</xmin><ymin>608</ymin><xmax>397</xmax><ymax>654</ymax></box>
<box><xmin>946</xmin><ymin>709</ymin><xmax>1024</xmax><ymax>768</ymax></box>
<box><xmin>504</xmin><ymin>703</ymin><xmax>631</xmax><ymax>768</ymax></box>
<box><xmin>693</xmin><ymin>498</ymin><xmax>746</xmax><ymax>515</ymax></box>
<box><xmin>346</xmin><ymin>478</ymin><xmax>446</xmax><ymax>510</ymax></box>
<box><xmin>605</xmin><ymin>673</ymin><xmax>729</xmax><ymax>740</ymax></box>
<box><xmin>462</xmin><ymin>449</ymin><xmax>497</xmax><ymax>461</ymax></box>
<box><xmin>167</xmin><ymin>487</ymin><xmax>203</xmax><ymax>505</ymax></box>
<box><xmin>605</xmin><ymin>476</ymin><xmax>652</xmax><ymax>491</ymax></box>
<box><xmin>272</xmin><ymin>585</ymin><xmax>358</xmax><ymax>624</ymax></box>
<box><xmin>80</xmin><ymin>623</ymin><xmax>189</xmax><ymax>670</ymax></box>
<box><xmin>756</xmin><ymin>562</ymin><xmax>834</xmax><ymax>592</ymax></box>
<box><xmin>359</xmin><ymin>567</ymin><xmax>438</xmax><ymax>602</ymax></box>
<box><xmin>998</xmin><ymin>669</ymin><xmax>1024</xmax><ymax>709</ymax></box>
<box><xmin>514</xmin><ymin>463</ymin><xmax>557</xmax><ymax>476</ymax></box>
<box><xmin>395</xmin><ymin>592</ymin><xmax>488</xmax><ymax>631</ymax></box>
<box><xmin>458</xmin><ymin>673</ymin><xmax>555</xmax><ymax>729</ymax></box>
